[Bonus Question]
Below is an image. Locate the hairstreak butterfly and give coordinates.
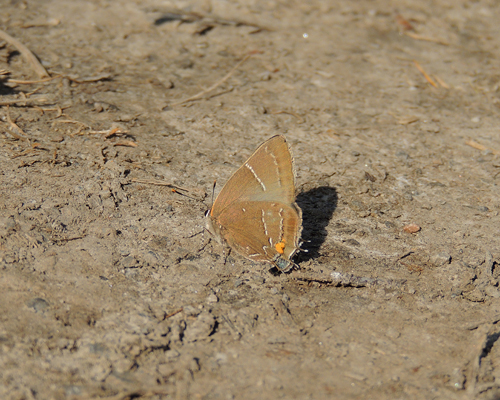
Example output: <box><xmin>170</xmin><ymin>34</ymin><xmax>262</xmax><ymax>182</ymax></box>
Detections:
<box><xmin>206</xmin><ymin>135</ymin><xmax>302</xmax><ymax>272</ymax></box>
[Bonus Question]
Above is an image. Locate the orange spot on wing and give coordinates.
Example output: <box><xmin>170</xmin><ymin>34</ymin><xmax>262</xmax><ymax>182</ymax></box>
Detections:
<box><xmin>275</xmin><ymin>241</ymin><xmax>285</xmax><ymax>254</ymax></box>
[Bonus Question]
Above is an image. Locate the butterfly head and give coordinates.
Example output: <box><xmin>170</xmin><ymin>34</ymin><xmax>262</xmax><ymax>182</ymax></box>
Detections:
<box><xmin>272</xmin><ymin>253</ymin><xmax>296</xmax><ymax>273</ymax></box>
<box><xmin>205</xmin><ymin>208</ymin><xmax>224</xmax><ymax>244</ymax></box>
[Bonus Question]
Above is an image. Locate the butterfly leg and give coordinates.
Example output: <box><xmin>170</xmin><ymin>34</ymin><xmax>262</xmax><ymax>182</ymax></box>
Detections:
<box><xmin>198</xmin><ymin>235</ymin><xmax>211</xmax><ymax>254</ymax></box>
<box><xmin>222</xmin><ymin>246</ymin><xmax>232</xmax><ymax>266</ymax></box>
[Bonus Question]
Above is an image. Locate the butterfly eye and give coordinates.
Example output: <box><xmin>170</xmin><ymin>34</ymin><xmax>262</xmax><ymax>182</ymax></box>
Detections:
<box><xmin>204</xmin><ymin>209</ymin><xmax>211</xmax><ymax>217</ymax></box>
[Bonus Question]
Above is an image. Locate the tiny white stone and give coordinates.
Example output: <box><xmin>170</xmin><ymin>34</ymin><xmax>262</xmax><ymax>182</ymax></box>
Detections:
<box><xmin>206</xmin><ymin>294</ymin><xmax>218</xmax><ymax>303</ymax></box>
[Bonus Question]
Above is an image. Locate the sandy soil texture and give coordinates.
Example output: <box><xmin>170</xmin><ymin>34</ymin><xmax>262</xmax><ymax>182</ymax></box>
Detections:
<box><xmin>1</xmin><ymin>0</ymin><xmax>500</xmax><ymax>399</ymax></box>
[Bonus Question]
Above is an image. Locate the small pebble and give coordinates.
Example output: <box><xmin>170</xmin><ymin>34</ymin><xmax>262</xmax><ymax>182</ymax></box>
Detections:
<box><xmin>259</xmin><ymin>71</ymin><xmax>271</xmax><ymax>81</ymax></box>
<box><xmin>349</xmin><ymin>200</ymin><xmax>366</xmax><ymax>212</ymax></box>
<box><xmin>431</xmin><ymin>251</ymin><xmax>451</xmax><ymax>267</ymax></box>
<box><xmin>27</xmin><ymin>298</ymin><xmax>49</xmax><ymax>313</ymax></box>
<box><xmin>183</xmin><ymin>305</ymin><xmax>201</xmax><ymax>317</ymax></box>
<box><xmin>403</xmin><ymin>193</ymin><xmax>413</xmax><ymax>201</ymax></box>
<box><xmin>117</xmin><ymin>114</ymin><xmax>133</xmax><ymax>122</ymax></box>
<box><xmin>234</xmin><ymin>279</ymin><xmax>243</xmax><ymax>288</ymax></box>
<box><xmin>385</xmin><ymin>327</ymin><xmax>401</xmax><ymax>339</ymax></box>
<box><xmin>206</xmin><ymin>294</ymin><xmax>218</xmax><ymax>303</ymax></box>
<box><xmin>485</xmin><ymin>286</ymin><xmax>500</xmax><ymax>298</ymax></box>
<box><xmin>50</xmin><ymin>135</ymin><xmax>64</xmax><ymax>143</ymax></box>
<box><xmin>403</xmin><ymin>224</ymin><xmax>421</xmax><ymax>234</ymax></box>
<box><xmin>121</xmin><ymin>256</ymin><xmax>138</xmax><ymax>268</ymax></box>
<box><xmin>396</xmin><ymin>151</ymin><xmax>409</xmax><ymax>160</ymax></box>
<box><xmin>450</xmin><ymin>368</ymin><xmax>465</xmax><ymax>390</ymax></box>
<box><xmin>344</xmin><ymin>238</ymin><xmax>360</xmax><ymax>246</ymax></box>
<box><xmin>183</xmin><ymin>312</ymin><xmax>215</xmax><ymax>343</ymax></box>
<box><xmin>431</xmin><ymin>252</ymin><xmax>451</xmax><ymax>266</ymax></box>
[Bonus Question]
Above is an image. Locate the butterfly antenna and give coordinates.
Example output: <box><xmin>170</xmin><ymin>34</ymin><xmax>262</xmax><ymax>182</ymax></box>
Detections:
<box><xmin>211</xmin><ymin>180</ymin><xmax>217</xmax><ymax>207</ymax></box>
<box><xmin>204</xmin><ymin>180</ymin><xmax>217</xmax><ymax>219</ymax></box>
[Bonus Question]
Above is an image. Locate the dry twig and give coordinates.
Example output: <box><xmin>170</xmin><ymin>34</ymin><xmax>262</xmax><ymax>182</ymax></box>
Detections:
<box><xmin>19</xmin><ymin>18</ymin><xmax>60</xmax><ymax>29</ymax></box>
<box><xmin>271</xmin><ymin>110</ymin><xmax>305</xmax><ymax>124</ymax></box>
<box><xmin>0</xmin><ymin>94</ymin><xmax>53</xmax><ymax>107</ymax></box>
<box><xmin>395</xmin><ymin>14</ymin><xmax>414</xmax><ymax>31</ymax></box>
<box><xmin>8</xmin><ymin>75</ymin><xmax>60</xmax><ymax>84</ymax></box>
<box><xmin>114</xmin><ymin>141</ymin><xmax>137</xmax><ymax>147</ymax></box>
<box><xmin>465</xmin><ymin>140</ymin><xmax>500</xmax><ymax>155</ymax></box>
<box><xmin>167</xmin><ymin>52</ymin><xmax>255</xmax><ymax>106</ymax></box>
<box><xmin>5</xmin><ymin>106</ymin><xmax>29</xmax><ymax>141</ymax></box>
<box><xmin>388</xmin><ymin>113</ymin><xmax>419</xmax><ymax>125</ymax></box>
<box><xmin>52</xmin><ymin>119</ymin><xmax>89</xmax><ymax>136</ymax></box>
<box><xmin>11</xmin><ymin>148</ymin><xmax>36</xmax><ymax>158</ymax></box>
<box><xmin>433</xmin><ymin>74</ymin><xmax>450</xmax><ymax>89</ymax></box>
<box><xmin>404</xmin><ymin>32</ymin><xmax>449</xmax><ymax>46</ymax></box>
<box><xmin>0</xmin><ymin>29</ymin><xmax>49</xmax><ymax>78</ymax></box>
<box><xmin>155</xmin><ymin>9</ymin><xmax>272</xmax><ymax>32</ymax></box>
<box><xmin>130</xmin><ymin>178</ymin><xmax>192</xmax><ymax>192</ymax></box>
<box><xmin>413</xmin><ymin>60</ymin><xmax>438</xmax><ymax>88</ymax></box>
<box><xmin>66</xmin><ymin>73</ymin><xmax>113</xmax><ymax>83</ymax></box>
<box><xmin>88</xmin><ymin>127</ymin><xmax>127</xmax><ymax>138</ymax></box>
<box><xmin>165</xmin><ymin>308</ymin><xmax>183</xmax><ymax>319</ymax></box>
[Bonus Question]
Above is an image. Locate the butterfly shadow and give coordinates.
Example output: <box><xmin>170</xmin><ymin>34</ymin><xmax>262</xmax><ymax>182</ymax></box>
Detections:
<box><xmin>295</xmin><ymin>186</ymin><xmax>338</xmax><ymax>263</ymax></box>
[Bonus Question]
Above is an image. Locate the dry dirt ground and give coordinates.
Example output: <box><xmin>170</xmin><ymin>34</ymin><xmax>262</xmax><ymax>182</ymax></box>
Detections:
<box><xmin>1</xmin><ymin>0</ymin><xmax>500</xmax><ymax>399</ymax></box>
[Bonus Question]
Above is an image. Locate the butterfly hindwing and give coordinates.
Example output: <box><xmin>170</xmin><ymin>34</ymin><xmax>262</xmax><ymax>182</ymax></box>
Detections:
<box><xmin>216</xmin><ymin>201</ymin><xmax>301</xmax><ymax>264</ymax></box>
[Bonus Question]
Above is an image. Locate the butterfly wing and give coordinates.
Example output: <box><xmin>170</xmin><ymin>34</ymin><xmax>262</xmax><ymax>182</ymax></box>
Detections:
<box><xmin>210</xmin><ymin>135</ymin><xmax>297</xmax><ymax>217</ymax></box>
<box><xmin>208</xmin><ymin>135</ymin><xmax>303</xmax><ymax>270</ymax></box>
<box><xmin>216</xmin><ymin>200</ymin><xmax>302</xmax><ymax>264</ymax></box>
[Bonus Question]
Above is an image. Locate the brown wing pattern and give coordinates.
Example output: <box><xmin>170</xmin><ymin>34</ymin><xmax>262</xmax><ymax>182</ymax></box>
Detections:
<box><xmin>211</xmin><ymin>135</ymin><xmax>296</xmax><ymax>218</ymax></box>
<box><xmin>208</xmin><ymin>135</ymin><xmax>302</xmax><ymax>270</ymax></box>
<box><xmin>216</xmin><ymin>201</ymin><xmax>302</xmax><ymax>263</ymax></box>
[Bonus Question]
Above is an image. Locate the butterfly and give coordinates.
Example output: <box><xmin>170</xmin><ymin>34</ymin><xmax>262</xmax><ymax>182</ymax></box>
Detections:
<box><xmin>206</xmin><ymin>135</ymin><xmax>302</xmax><ymax>272</ymax></box>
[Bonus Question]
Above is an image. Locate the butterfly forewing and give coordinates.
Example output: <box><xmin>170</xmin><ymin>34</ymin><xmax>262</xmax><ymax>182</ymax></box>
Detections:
<box><xmin>211</xmin><ymin>136</ymin><xmax>296</xmax><ymax>217</ymax></box>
